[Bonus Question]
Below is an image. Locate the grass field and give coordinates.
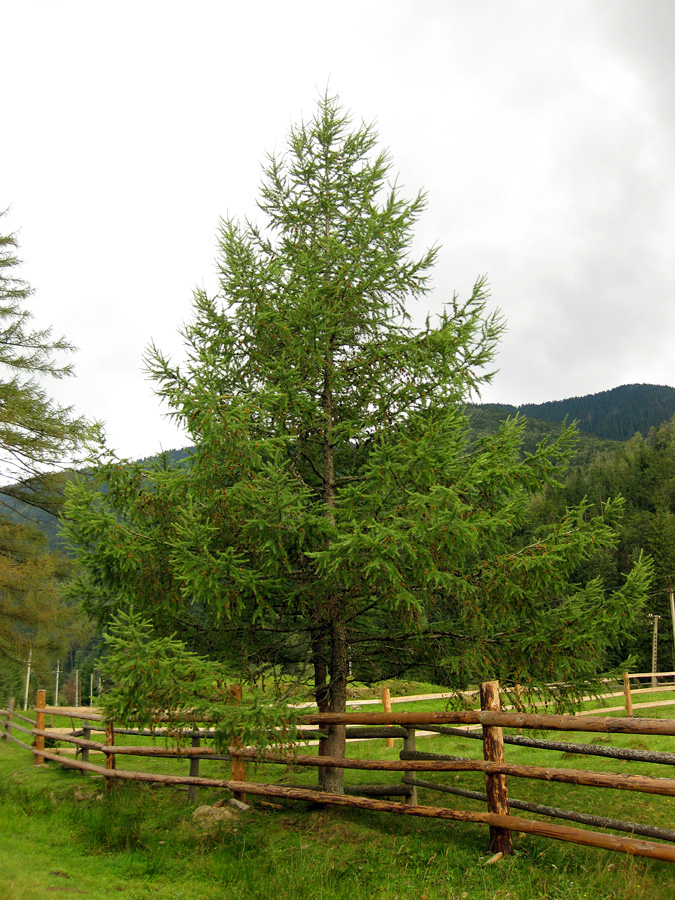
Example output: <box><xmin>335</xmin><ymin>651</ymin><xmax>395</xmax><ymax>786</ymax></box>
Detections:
<box><xmin>2</xmin><ymin>689</ymin><xmax>675</xmax><ymax>899</ymax></box>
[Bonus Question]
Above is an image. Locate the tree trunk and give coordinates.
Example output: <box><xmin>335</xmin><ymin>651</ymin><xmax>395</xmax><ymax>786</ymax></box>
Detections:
<box><xmin>322</xmin><ymin>615</ymin><xmax>348</xmax><ymax>793</ymax></box>
<box><xmin>312</xmin><ymin>623</ymin><xmax>330</xmax><ymax>789</ymax></box>
<box><xmin>317</xmin><ymin>335</ymin><xmax>348</xmax><ymax>793</ymax></box>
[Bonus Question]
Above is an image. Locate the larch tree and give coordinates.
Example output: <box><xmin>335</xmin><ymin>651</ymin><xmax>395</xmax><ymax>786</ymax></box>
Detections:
<box><xmin>0</xmin><ymin>209</ymin><xmax>97</xmax><ymax>693</ymax></box>
<box><xmin>63</xmin><ymin>96</ymin><xmax>652</xmax><ymax>792</ymax></box>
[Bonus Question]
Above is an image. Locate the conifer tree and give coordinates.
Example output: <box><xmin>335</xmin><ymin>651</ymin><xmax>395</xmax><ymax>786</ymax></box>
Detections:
<box><xmin>0</xmin><ymin>209</ymin><xmax>96</xmax><ymax>690</ymax></box>
<box><xmin>63</xmin><ymin>97</ymin><xmax>652</xmax><ymax>792</ymax></box>
<box><xmin>0</xmin><ymin>212</ymin><xmax>94</xmax><ymax>481</ymax></box>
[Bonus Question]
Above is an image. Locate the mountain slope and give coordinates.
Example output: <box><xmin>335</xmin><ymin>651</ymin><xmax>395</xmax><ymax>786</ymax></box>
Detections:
<box><xmin>471</xmin><ymin>384</ymin><xmax>675</xmax><ymax>442</ymax></box>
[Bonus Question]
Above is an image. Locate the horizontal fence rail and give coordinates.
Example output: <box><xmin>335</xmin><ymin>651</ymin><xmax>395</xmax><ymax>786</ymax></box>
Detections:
<box><xmin>299</xmin><ymin>708</ymin><xmax>675</xmax><ymax>735</ymax></box>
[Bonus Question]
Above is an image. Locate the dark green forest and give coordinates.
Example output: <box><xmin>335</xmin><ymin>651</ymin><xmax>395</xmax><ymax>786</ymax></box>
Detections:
<box><xmin>529</xmin><ymin>413</ymin><xmax>675</xmax><ymax>671</ymax></box>
<box><xmin>468</xmin><ymin>389</ymin><xmax>675</xmax><ymax>672</ymax></box>
<box><xmin>467</xmin><ymin>386</ymin><xmax>675</xmax><ymax>671</ymax></box>
<box><xmin>472</xmin><ymin>383</ymin><xmax>675</xmax><ymax>442</ymax></box>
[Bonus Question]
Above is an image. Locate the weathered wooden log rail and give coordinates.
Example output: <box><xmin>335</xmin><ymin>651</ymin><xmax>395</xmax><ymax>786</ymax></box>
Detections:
<box><xmin>420</xmin><ymin>724</ymin><xmax>675</xmax><ymax>766</ymax></box>
<box><xmin>3</xmin><ymin>677</ymin><xmax>675</xmax><ymax>863</ymax></box>
<box><xmin>301</xmin><ymin>708</ymin><xmax>675</xmax><ymax>735</ymax></box>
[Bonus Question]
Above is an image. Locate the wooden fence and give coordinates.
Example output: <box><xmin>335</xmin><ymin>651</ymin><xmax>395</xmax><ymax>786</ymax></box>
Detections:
<box><xmin>3</xmin><ymin>678</ymin><xmax>675</xmax><ymax>863</ymax></box>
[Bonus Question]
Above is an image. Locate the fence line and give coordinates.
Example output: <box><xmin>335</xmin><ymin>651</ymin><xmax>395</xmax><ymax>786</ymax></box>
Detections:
<box><xmin>24</xmin><ymin>712</ymin><xmax>675</xmax><ymax>795</ymax></box>
<box><xmin>4</xmin><ymin>675</ymin><xmax>675</xmax><ymax>863</ymax></box>
<box><xmin>21</xmin><ymin>746</ymin><xmax>675</xmax><ymax>864</ymax></box>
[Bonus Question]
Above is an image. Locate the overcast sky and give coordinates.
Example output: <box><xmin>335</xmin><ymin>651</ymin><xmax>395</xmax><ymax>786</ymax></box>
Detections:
<box><xmin>3</xmin><ymin>1</ymin><xmax>674</xmax><ymax>460</ymax></box>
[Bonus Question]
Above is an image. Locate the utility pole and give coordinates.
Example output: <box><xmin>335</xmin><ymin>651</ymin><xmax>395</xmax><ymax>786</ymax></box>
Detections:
<box><xmin>23</xmin><ymin>649</ymin><xmax>32</xmax><ymax>711</ymax></box>
<box><xmin>648</xmin><ymin>614</ymin><xmax>661</xmax><ymax>690</ymax></box>
<box><xmin>54</xmin><ymin>660</ymin><xmax>60</xmax><ymax>707</ymax></box>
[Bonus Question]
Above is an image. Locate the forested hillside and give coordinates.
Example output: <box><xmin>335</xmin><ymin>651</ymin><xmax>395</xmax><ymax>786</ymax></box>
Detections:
<box><xmin>471</xmin><ymin>383</ymin><xmax>675</xmax><ymax>442</ymax></box>
<box><xmin>466</xmin><ymin>405</ymin><xmax>622</xmax><ymax>468</ymax></box>
<box><xmin>530</xmin><ymin>413</ymin><xmax>675</xmax><ymax>670</ymax></box>
<box><xmin>468</xmin><ymin>392</ymin><xmax>675</xmax><ymax>672</ymax></box>
<box><xmin>0</xmin><ymin>449</ymin><xmax>191</xmax><ymax>554</ymax></box>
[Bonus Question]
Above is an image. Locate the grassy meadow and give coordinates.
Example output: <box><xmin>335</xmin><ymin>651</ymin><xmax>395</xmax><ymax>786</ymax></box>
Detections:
<box><xmin>2</xmin><ymin>685</ymin><xmax>675</xmax><ymax>899</ymax></box>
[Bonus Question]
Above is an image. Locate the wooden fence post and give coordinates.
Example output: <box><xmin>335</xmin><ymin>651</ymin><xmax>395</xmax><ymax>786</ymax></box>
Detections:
<box><xmin>514</xmin><ymin>683</ymin><xmax>523</xmax><ymax>735</ymax></box>
<box><xmin>402</xmin><ymin>727</ymin><xmax>418</xmax><ymax>805</ymax></box>
<box><xmin>229</xmin><ymin>684</ymin><xmax>246</xmax><ymax>803</ymax></box>
<box><xmin>623</xmin><ymin>673</ymin><xmax>633</xmax><ymax>717</ymax></box>
<box><xmin>187</xmin><ymin>734</ymin><xmax>201</xmax><ymax>803</ymax></box>
<box><xmin>3</xmin><ymin>697</ymin><xmax>15</xmax><ymax>742</ymax></box>
<box><xmin>82</xmin><ymin>720</ymin><xmax>91</xmax><ymax>764</ymax></box>
<box><xmin>480</xmin><ymin>680</ymin><xmax>513</xmax><ymax>856</ymax></box>
<box><xmin>34</xmin><ymin>689</ymin><xmax>46</xmax><ymax>766</ymax></box>
<box><xmin>105</xmin><ymin>720</ymin><xmax>116</xmax><ymax>793</ymax></box>
<box><xmin>382</xmin><ymin>688</ymin><xmax>394</xmax><ymax>749</ymax></box>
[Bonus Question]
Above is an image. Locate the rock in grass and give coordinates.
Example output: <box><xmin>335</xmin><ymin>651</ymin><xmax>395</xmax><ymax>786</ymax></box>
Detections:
<box><xmin>212</xmin><ymin>797</ymin><xmax>251</xmax><ymax>812</ymax></box>
<box><xmin>192</xmin><ymin>804</ymin><xmax>238</xmax><ymax>827</ymax></box>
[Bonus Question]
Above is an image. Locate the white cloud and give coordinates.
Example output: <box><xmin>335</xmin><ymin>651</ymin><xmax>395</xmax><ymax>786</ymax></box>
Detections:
<box><xmin>2</xmin><ymin>1</ymin><xmax>674</xmax><ymax>455</ymax></box>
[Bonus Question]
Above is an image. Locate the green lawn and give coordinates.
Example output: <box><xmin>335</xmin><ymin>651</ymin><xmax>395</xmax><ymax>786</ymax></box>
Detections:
<box><xmin>3</xmin><ymin>697</ymin><xmax>675</xmax><ymax>900</ymax></box>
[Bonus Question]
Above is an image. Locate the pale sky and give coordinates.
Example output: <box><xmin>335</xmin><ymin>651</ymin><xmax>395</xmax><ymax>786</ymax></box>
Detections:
<box><xmin>3</xmin><ymin>1</ymin><xmax>674</xmax><ymax>461</ymax></box>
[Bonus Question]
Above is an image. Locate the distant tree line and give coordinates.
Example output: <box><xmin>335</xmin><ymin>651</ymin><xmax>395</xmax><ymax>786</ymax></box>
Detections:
<box><xmin>526</xmin><ymin>414</ymin><xmax>675</xmax><ymax>672</ymax></box>
<box><xmin>473</xmin><ymin>384</ymin><xmax>675</xmax><ymax>443</ymax></box>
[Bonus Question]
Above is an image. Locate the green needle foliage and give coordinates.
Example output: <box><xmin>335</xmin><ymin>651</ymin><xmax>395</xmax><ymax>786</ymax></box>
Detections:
<box><xmin>0</xmin><ymin>210</ymin><xmax>96</xmax><ymax>484</ymax></box>
<box><xmin>0</xmin><ymin>210</ymin><xmax>98</xmax><ymax>692</ymax></box>
<box><xmin>0</xmin><ymin>517</ymin><xmax>84</xmax><ymax>698</ymax></box>
<box><xmin>99</xmin><ymin>608</ymin><xmax>297</xmax><ymax>752</ymax></box>
<box><xmin>63</xmin><ymin>95</ymin><xmax>652</xmax><ymax>789</ymax></box>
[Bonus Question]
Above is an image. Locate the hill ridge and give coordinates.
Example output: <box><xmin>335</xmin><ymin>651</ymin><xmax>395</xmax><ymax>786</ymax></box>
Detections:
<box><xmin>473</xmin><ymin>383</ymin><xmax>675</xmax><ymax>442</ymax></box>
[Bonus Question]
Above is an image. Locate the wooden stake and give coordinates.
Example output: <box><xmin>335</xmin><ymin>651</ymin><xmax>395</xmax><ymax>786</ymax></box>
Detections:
<box><xmin>3</xmin><ymin>697</ymin><xmax>14</xmax><ymax>742</ymax></box>
<box><xmin>480</xmin><ymin>681</ymin><xmax>513</xmax><ymax>856</ymax></box>
<box><xmin>623</xmin><ymin>672</ymin><xmax>633</xmax><ymax>717</ymax></box>
<box><xmin>229</xmin><ymin>684</ymin><xmax>246</xmax><ymax>803</ymax></box>
<box><xmin>187</xmin><ymin>735</ymin><xmax>200</xmax><ymax>802</ymax></box>
<box><xmin>34</xmin><ymin>690</ymin><xmax>46</xmax><ymax>766</ymax></box>
<box><xmin>82</xmin><ymin>722</ymin><xmax>91</xmax><ymax>764</ymax></box>
<box><xmin>104</xmin><ymin>720</ymin><xmax>116</xmax><ymax>793</ymax></box>
<box><xmin>402</xmin><ymin>727</ymin><xmax>418</xmax><ymax>805</ymax></box>
<box><xmin>382</xmin><ymin>688</ymin><xmax>395</xmax><ymax>748</ymax></box>
<box><xmin>514</xmin><ymin>683</ymin><xmax>523</xmax><ymax>734</ymax></box>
